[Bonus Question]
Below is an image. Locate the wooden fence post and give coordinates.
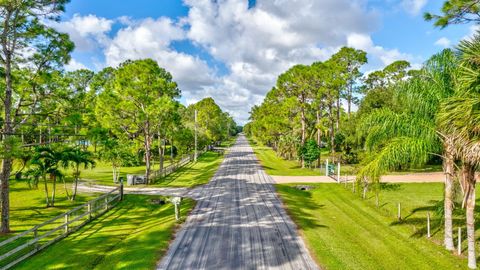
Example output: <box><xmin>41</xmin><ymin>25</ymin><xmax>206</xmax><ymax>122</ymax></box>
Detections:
<box><xmin>88</xmin><ymin>202</ymin><xmax>92</xmax><ymax>220</ymax></box>
<box><xmin>458</xmin><ymin>227</ymin><xmax>462</xmax><ymax>255</ymax></box>
<box><xmin>105</xmin><ymin>197</ymin><xmax>109</xmax><ymax>211</ymax></box>
<box><xmin>64</xmin><ymin>214</ymin><xmax>69</xmax><ymax>235</ymax></box>
<box><xmin>427</xmin><ymin>212</ymin><xmax>431</xmax><ymax>238</ymax></box>
<box><xmin>397</xmin><ymin>203</ymin><xmax>401</xmax><ymax>221</ymax></box>
<box><xmin>120</xmin><ymin>180</ymin><xmax>124</xmax><ymax>201</ymax></box>
<box><xmin>33</xmin><ymin>228</ymin><xmax>39</xmax><ymax>251</ymax></box>
<box><xmin>325</xmin><ymin>159</ymin><xmax>329</xmax><ymax>176</ymax></box>
<box><xmin>337</xmin><ymin>162</ymin><xmax>341</xmax><ymax>184</ymax></box>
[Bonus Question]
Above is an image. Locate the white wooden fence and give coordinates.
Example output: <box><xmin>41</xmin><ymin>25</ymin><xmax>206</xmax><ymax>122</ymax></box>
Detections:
<box><xmin>153</xmin><ymin>150</ymin><xmax>206</xmax><ymax>179</ymax></box>
<box><xmin>0</xmin><ymin>185</ymin><xmax>123</xmax><ymax>270</ymax></box>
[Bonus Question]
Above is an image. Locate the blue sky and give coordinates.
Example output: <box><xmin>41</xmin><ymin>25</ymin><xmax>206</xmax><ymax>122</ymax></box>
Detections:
<box><xmin>56</xmin><ymin>0</ymin><xmax>476</xmax><ymax>124</ymax></box>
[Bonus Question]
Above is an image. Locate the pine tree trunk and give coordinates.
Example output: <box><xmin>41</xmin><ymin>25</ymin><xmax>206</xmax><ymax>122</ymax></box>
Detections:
<box><xmin>316</xmin><ymin>110</ymin><xmax>322</xmax><ymax>168</ymax></box>
<box><xmin>301</xmin><ymin>106</ymin><xmax>306</xmax><ymax>168</ymax></box>
<box><xmin>144</xmin><ymin>125</ymin><xmax>152</xmax><ymax>184</ymax></box>
<box><xmin>170</xmin><ymin>137</ymin><xmax>174</xmax><ymax>164</ymax></box>
<box><xmin>443</xmin><ymin>147</ymin><xmax>455</xmax><ymax>251</ymax></box>
<box><xmin>336</xmin><ymin>97</ymin><xmax>340</xmax><ymax>130</ymax></box>
<box><xmin>329</xmin><ymin>104</ymin><xmax>335</xmax><ymax>159</ymax></box>
<box><xmin>0</xmin><ymin>158</ymin><xmax>12</xmax><ymax>232</ymax></box>
<box><xmin>1</xmin><ymin>47</ymin><xmax>14</xmax><ymax>233</ymax></box>
<box><xmin>158</xmin><ymin>131</ymin><xmax>164</xmax><ymax>172</ymax></box>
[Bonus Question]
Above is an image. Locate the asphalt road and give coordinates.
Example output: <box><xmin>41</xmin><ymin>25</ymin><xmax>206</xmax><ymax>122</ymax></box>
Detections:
<box><xmin>157</xmin><ymin>135</ymin><xmax>319</xmax><ymax>270</ymax></box>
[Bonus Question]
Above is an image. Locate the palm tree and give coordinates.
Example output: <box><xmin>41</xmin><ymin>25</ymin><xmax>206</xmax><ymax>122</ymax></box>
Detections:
<box><xmin>64</xmin><ymin>147</ymin><xmax>95</xmax><ymax>200</ymax></box>
<box><xmin>47</xmin><ymin>168</ymin><xmax>64</xmax><ymax>207</ymax></box>
<box><xmin>28</xmin><ymin>147</ymin><xmax>69</xmax><ymax>207</ymax></box>
<box><xmin>357</xmin><ymin>49</ymin><xmax>458</xmax><ymax>248</ymax></box>
<box><xmin>437</xmin><ymin>32</ymin><xmax>480</xmax><ymax>268</ymax></box>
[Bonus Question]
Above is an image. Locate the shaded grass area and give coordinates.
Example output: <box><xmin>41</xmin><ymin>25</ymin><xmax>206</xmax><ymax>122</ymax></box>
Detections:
<box><xmin>277</xmin><ymin>183</ymin><xmax>468</xmax><ymax>270</ymax></box>
<box><xmin>152</xmin><ymin>151</ymin><xmax>224</xmax><ymax>188</ymax></box>
<box><xmin>0</xmin><ymin>181</ymin><xmax>95</xmax><ymax>241</ymax></box>
<box><xmin>15</xmin><ymin>195</ymin><xmax>194</xmax><ymax>270</ymax></box>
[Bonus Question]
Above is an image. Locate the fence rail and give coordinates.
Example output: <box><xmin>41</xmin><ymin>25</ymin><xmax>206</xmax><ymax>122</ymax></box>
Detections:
<box><xmin>0</xmin><ymin>185</ymin><xmax>123</xmax><ymax>270</ymax></box>
<box><xmin>152</xmin><ymin>149</ymin><xmax>207</xmax><ymax>179</ymax></box>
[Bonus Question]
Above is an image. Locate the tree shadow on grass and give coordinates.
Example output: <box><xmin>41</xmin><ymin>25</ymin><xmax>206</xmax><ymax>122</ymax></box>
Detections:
<box><xmin>380</xmin><ymin>183</ymin><xmax>402</xmax><ymax>191</ymax></box>
<box><xmin>276</xmin><ymin>185</ymin><xmax>328</xmax><ymax>230</ymax></box>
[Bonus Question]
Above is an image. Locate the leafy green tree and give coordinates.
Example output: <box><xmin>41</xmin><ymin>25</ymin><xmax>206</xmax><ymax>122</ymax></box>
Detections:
<box><xmin>96</xmin><ymin>59</ymin><xmax>179</xmax><ymax>183</ymax></box>
<box><xmin>330</xmin><ymin>47</ymin><xmax>367</xmax><ymax>116</ymax></box>
<box><xmin>299</xmin><ymin>140</ymin><xmax>320</xmax><ymax>168</ymax></box>
<box><xmin>187</xmin><ymin>97</ymin><xmax>235</xmax><ymax>146</ymax></box>
<box><xmin>425</xmin><ymin>0</ymin><xmax>480</xmax><ymax>27</ymax></box>
<box><xmin>0</xmin><ymin>0</ymin><xmax>73</xmax><ymax>232</ymax></box>
<box><xmin>277</xmin><ymin>65</ymin><xmax>315</xmax><ymax>167</ymax></box>
<box><xmin>99</xmin><ymin>138</ymin><xmax>134</xmax><ymax>183</ymax></box>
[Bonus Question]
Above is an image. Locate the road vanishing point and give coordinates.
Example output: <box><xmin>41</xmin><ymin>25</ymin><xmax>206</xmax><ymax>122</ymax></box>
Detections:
<box><xmin>158</xmin><ymin>135</ymin><xmax>319</xmax><ymax>270</ymax></box>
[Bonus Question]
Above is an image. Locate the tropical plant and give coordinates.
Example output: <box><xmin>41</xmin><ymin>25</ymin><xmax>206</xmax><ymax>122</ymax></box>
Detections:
<box><xmin>437</xmin><ymin>32</ymin><xmax>480</xmax><ymax>269</ymax></box>
<box><xmin>64</xmin><ymin>147</ymin><xmax>95</xmax><ymax>201</ymax></box>
<box><xmin>356</xmin><ymin>50</ymin><xmax>458</xmax><ymax>246</ymax></box>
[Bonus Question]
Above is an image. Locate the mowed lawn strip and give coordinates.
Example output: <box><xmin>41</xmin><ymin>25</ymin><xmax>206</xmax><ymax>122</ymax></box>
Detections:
<box><xmin>276</xmin><ymin>183</ymin><xmax>467</xmax><ymax>270</ymax></box>
<box><xmin>0</xmin><ymin>181</ymin><xmax>96</xmax><ymax>241</ymax></box>
<box><xmin>15</xmin><ymin>195</ymin><xmax>194</xmax><ymax>270</ymax></box>
<box><xmin>252</xmin><ymin>145</ymin><xmax>320</xmax><ymax>176</ymax></box>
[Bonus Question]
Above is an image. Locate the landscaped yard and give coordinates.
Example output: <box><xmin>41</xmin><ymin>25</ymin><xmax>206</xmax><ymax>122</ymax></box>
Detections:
<box><xmin>76</xmin><ymin>151</ymin><xmax>224</xmax><ymax>188</ymax></box>
<box><xmin>14</xmin><ymin>195</ymin><xmax>194</xmax><ymax>270</ymax></box>
<box><xmin>276</xmin><ymin>183</ymin><xmax>469</xmax><ymax>269</ymax></box>
<box><xmin>0</xmin><ymin>181</ymin><xmax>96</xmax><ymax>241</ymax></box>
<box><xmin>252</xmin><ymin>143</ymin><xmax>357</xmax><ymax>176</ymax></box>
<box><xmin>153</xmin><ymin>151</ymin><xmax>224</xmax><ymax>188</ymax></box>
<box><xmin>251</xmin><ymin>139</ymin><xmax>441</xmax><ymax>177</ymax></box>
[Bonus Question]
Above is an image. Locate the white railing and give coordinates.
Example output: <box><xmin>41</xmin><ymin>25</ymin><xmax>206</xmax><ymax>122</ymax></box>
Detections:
<box><xmin>0</xmin><ymin>185</ymin><xmax>123</xmax><ymax>270</ymax></box>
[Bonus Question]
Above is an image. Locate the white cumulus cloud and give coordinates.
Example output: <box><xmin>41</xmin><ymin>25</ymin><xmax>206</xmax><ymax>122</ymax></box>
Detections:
<box><xmin>51</xmin><ymin>14</ymin><xmax>113</xmax><ymax>51</ymax></box>
<box><xmin>55</xmin><ymin>1</ymin><xmax>420</xmax><ymax>124</ymax></box>
<box><xmin>435</xmin><ymin>37</ymin><xmax>451</xmax><ymax>48</ymax></box>
<box><xmin>402</xmin><ymin>0</ymin><xmax>428</xmax><ymax>15</ymax></box>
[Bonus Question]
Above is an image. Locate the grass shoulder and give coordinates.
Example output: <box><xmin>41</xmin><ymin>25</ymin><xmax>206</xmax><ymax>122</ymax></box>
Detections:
<box><xmin>0</xmin><ymin>181</ymin><xmax>96</xmax><ymax>241</ymax></box>
<box><xmin>15</xmin><ymin>195</ymin><xmax>195</xmax><ymax>270</ymax></box>
<box><xmin>276</xmin><ymin>183</ymin><xmax>466</xmax><ymax>269</ymax></box>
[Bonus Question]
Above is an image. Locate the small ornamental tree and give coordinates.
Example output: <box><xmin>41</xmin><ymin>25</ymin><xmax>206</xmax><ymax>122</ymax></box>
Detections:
<box><xmin>299</xmin><ymin>140</ymin><xmax>321</xmax><ymax>168</ymax></box>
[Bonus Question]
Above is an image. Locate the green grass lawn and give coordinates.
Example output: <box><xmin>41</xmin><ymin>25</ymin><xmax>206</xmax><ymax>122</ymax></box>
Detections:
<box><xmin>277</xmin><ymin>183</ymin><xmax>469</xmax><ymax>269</ymax></box>
<box><xmin>0</xmin><ymin>181</ymin><xmax>95</xmax><ymax>241</ymax></box>
<box><xmin>14</xmin><ymin>195</ymin><xmax>194</xmax><ymax>270</ymax></box>
<box><xmin>252</xmin><ymin>145</ymin><xmax>330</xmax><ymax>176</ymax></box>
<box><xmin>250</xmin><ymin>139</ymin><xmax>439</xmax><ymax>176</ymax></box>
<box><xmin>77</xmin><ymin>159</ymin><xmax>177</xmax><ymax>186</ymax></box>
<box><xmin>152</xmin><ymin>151</ymin><xmax>224</xmax><ymax>188</ymax></box>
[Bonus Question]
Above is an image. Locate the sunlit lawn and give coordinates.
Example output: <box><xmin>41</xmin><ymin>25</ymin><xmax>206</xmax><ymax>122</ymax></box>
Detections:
<box><xmin>277</xmin><ymin>183</ymin><xmax>472</xmax><ymax>269</ymax></box>
<box><xmin>0</xmin><ymin>181</ymin><xmax>96</xmax><ymax>241</ymax></box>
<box><xmin>152</xmin><ymin>151</ymin><xmax>224</xmax><ymax>188</ymax></box>
<box><xmin>250</xmin><ymin>139</ymin><xmax>440</xmax><ymax>176</ymax></box>
<box><xmin>14</xmin><ymin>195</ymin><xmax>194</xmax><ymax>270</ymax></box>
<box><xmin>252</xmin><ymin>144</ymin><xmax>358</xmax><ymax>176</ymax></box>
